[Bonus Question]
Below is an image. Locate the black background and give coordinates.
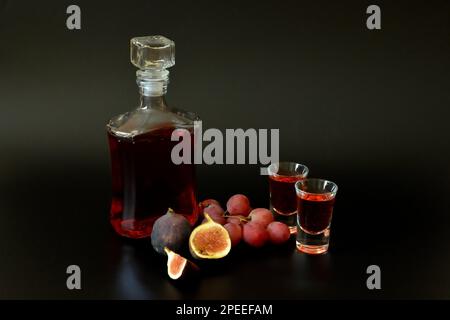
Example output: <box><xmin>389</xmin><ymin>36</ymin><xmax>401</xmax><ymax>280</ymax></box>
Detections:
<box><xmin>0</xmin><ymin>0</ymin><xmax>449</xmax><ymax>299</ymax></box>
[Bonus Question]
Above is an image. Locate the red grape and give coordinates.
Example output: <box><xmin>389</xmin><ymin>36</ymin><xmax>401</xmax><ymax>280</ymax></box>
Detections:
<box><xmin>226</xmin><ymin>194</ymin><xmax>251</xmax><ymax>216</ymax></box>
<box><xmin>224</xmin><ymin>223</ymin><xmax>242</xmax><ymax>246</ymax></box>
<box><xmin>249</xmin><ymin>208</ymin><xmax>274</xmax><ymax>228</ymax></box>
<box><xmin>203</xmin><ymin>214</ymin><xmax>226</xmax><ymax>225</ymax></box>
<box><xmin>242</xmin><ymin>222</ymin><xmax>269</xmax><ymax>248</ymax></box>
<box><xmin>202</xmin><ymin>204</ymin><xmax>226</xmax><ymax>225</ymax></box>
<box><xmin>267</xmin><ymin>221</ymin><xmax>290</xmax><ymax>245</ymax></box>
<box><xmin>203</xmin><ymin>203</ymin><xmax>224</xmax><ymax>217</ymax></box>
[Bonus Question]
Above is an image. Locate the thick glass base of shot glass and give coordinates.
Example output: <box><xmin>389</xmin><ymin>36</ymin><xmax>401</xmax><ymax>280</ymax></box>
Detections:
<box><xmin>296</xmin><ymin>225</ymin><xmax>330</xmax><ymax>254</ymax></box>
<box><xmin>270</xmin><ymin>205</ymin><xmax>297</xmax><ymax>234</ymax></box>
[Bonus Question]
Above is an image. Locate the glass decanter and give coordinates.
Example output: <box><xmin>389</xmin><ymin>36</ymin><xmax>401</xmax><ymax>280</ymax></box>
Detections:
<box><xmin>106</xmin><ymin>35</ymin><xmax>199</xmax><ymax>239</ymax></box>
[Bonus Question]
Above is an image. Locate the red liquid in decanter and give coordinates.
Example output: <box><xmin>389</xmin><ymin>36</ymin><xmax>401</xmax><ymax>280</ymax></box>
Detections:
<box><xmin>108</xmin><ymin>126</ymin><xmax>198</xmax><ymax>238</ymax></box>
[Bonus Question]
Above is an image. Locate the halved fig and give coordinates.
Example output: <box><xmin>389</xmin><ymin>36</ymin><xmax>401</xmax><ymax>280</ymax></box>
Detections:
<box><xmin>164</xmin><ymin>247</ymin><xmax>199</xmax><ymax>280</ymax></box>
<box><xmin>189</xmin><ymin>213</ymin><xmax>231</xmax><ymax>259</ymax></box>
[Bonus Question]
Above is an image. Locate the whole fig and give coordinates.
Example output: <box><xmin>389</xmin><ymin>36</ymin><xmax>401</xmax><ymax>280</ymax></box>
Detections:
<box><xmin>151</xmin><ymin>208</ymin><xmax>191</xmax><ymax>255</ymax></box>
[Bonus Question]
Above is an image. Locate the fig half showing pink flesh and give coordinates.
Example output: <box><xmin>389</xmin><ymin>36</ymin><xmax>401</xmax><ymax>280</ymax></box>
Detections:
<box><xmin>164</xmin><ymin>247</ymin><xmax>199</xmax><ymax>280</ymax></box>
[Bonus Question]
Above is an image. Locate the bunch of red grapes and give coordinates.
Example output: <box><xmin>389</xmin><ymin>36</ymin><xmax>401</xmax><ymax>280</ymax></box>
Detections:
<box><xmin>199</xmin><ymin>194</ymin><xmax>291</xmax><ymax>248</ymax></box>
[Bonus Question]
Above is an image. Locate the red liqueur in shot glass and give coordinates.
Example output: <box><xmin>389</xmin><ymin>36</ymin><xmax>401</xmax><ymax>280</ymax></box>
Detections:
<box><xmin>295</xmin><ymin>178</ymin><xmax>338</xmax><ymax>255</ymax></box>
<box><xmin>268</xmin><ymin>162</ymin><xmax>309</xmax><ymax>233</ymax></box>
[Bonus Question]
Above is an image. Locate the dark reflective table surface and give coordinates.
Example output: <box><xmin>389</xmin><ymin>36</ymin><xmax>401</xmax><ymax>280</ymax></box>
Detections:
<box><xmin>1</xmin><ymin>157</ymin><xmax>449</xmax><ymax>299</ymax></box>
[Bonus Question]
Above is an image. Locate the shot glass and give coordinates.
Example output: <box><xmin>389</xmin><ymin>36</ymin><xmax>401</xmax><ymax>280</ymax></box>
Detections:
<box><xmin>268</xmin><ymin>162</ymin><xmax>309</xmax><ymax>233</ymax></box>
<box><xmin>295</xmin><ymin>178</ymin><xmax>338</xmax><ymax>255</ymax></box>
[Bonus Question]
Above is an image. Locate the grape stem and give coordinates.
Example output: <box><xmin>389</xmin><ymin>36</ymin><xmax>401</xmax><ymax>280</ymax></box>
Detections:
<box><xmin>223</xmin><ymin>211</ymin><xmax>250</xmax><ymax>223</ymax></box>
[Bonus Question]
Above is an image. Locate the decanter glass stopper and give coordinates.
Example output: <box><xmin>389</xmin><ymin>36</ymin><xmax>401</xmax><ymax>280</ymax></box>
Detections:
<box><xmin>130</xmin><ymin>35</ymin><xmax>175</xmax><ymax>70</ymax></box>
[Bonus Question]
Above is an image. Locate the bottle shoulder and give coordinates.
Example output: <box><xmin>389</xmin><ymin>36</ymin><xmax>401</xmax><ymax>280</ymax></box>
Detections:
<box><xmin>107</xmin><ymin>106</ymin><xmax>199</xmax><ymax>138</ymax></box>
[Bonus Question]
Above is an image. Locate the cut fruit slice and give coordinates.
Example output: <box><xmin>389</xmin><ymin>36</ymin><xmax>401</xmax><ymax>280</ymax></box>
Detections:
<box><xmin>189</xmin><ymin>213</ymin><xmax>231</xmax><ymax>259</ymax></box>
<box><xmin>165</xmin><ymin>247</ymin><xmax>199</xmax><ymax>280</ymax></box>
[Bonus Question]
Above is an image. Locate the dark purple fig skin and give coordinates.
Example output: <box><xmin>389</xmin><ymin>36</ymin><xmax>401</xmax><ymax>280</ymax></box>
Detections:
<box><xmin>151</xmin><ymin>209</ymin><xmax>191</xmax><ymax>255</ymax></box>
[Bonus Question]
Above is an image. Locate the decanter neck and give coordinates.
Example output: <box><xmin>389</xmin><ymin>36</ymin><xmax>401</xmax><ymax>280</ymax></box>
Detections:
<box><xmin>136</xmin><ymin>69</ymin><xmax>169</xmax><ymax>110</ymax></box>
<box><xmin>139</xmin><ymin>95</ymin><xmax>168</xmax><ymax>110</ymax></box>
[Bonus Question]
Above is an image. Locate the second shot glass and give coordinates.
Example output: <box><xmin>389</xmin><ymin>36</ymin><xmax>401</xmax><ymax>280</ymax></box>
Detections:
<box><xmin>268</xmin><ymin>162</ymin><xmax>309</xmax><ymax>233</ymax></box>
<box><xmin>295</xmin><ymin>178</ymin><xmax>338</xmax><ymax>255</ymax></box>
